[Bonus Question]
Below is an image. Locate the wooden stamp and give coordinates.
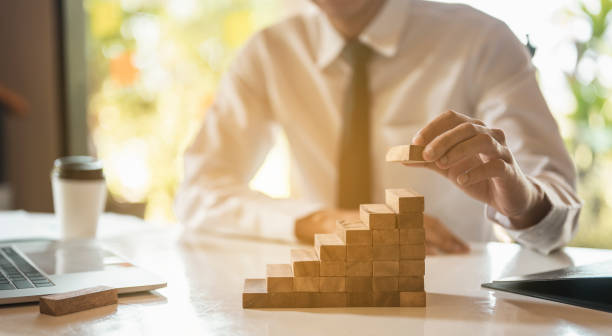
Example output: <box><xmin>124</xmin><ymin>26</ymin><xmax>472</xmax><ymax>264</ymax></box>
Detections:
<box><xmin>347</xmin><ymin>245</ymin><xmax>373</xmax><ymax>261</ymax></box>
<box><xmin>266</xmin><ymin>264</ymin><xmax>293</xmax><ymax>292</ymax></box>
<box><xmin>319</xmin><ymin>277</ymin><xmax>345</xmax><ymax>292</ymax></box>
<box><xmin>320</xmin><ymin>261</ymin><xmax>345</xmax><ymax>276</ymax></box>
<box><xmin>39</xmin><ymin>286</ymin><xmax>118</xmax><ymax>316</ymax></box>
<box><xmin>372</xmin><ymin>276</ymin><xmax>398</xmax><ymax>292</ymax></box>
<box><xmin>398</xmin><ymin>277</ymin><xmax>424</xmax><ymax>291</ymax></box>
<box><xmin>397</xmin><ymin>212</ymin><xmax>424</xmax><ymax>229</ymax></box>
<box><xmin>373</xmin><ymin>245</ymin><xmax>399</xmax><ymax>261</ymax></box>
<box><xmin>385</xmin><ymin>144</ymin><xmax>427</xmax><ymax>163</ymax></box>
<box><xmin>372</xmin><ymin>229</ymin><xmax>399</xmax><ymax>245</ymax></box>
<box><xmin>373</xmin><ymin>261</ymin><xmax>399</xmax><ymax>276</ymax></box>
<box><xmin>399</xmin><ymin>291</ymin><xmax>426</xmax><ymax>307</ymax></box>
<box><xmin>359</xmin><ymin>204</ymin><xmax>396</xmax><ymax>230</ymax></box>
<box><xmin>385</xmin><ymin>188</ymin><xmax>425</xmax><ymax>213</ymax></box>
<box><xmin>400</xmin><ymin>244</ymin><xmax>426</xmax><ymax>260</ymax></box>
<box><xmin>346</xmin><ymin>261</ymin><xmax>372</xmax><ymax>276</ymax></box>
<box><xmin>291</xmin><ymin>248</ymin><xmax>320</xmax><ymax>277</ymax></box>
<box><xmin>399</xmin><ymin>228</ymin><xmax>425</xmax><ymax>245</ymax></box>
<box><xmin>399</xmin><ymin>260</ymin><xmax>425</xmax><ymax>276</ymax></box>
<box><xmin>336</xmin><ymin>220</ymin><xmax>371</xmax><ymax>245</ymax></box>
<box><xmin>315</xmin><ymin>234</ymin><xmax>346</xmax><ymax>261</ymax></box>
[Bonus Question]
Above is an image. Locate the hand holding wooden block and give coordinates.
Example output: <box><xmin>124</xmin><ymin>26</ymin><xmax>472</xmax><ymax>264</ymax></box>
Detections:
<box><xmin>39</xmin><ymin>286</ymin><xmax>118</xmax><ymax>316</ymax></box>
<box><xmin>385</xmin><ymin>145</ymin><xmax>428</xmax><ymax>163</ymax></box>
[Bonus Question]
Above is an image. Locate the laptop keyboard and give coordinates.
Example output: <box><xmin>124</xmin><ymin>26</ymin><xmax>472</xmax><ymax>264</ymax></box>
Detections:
<box><xmin>0</xmin><ymin>247</ymin><xmax>54</xmax><ymax>290</ymax></box>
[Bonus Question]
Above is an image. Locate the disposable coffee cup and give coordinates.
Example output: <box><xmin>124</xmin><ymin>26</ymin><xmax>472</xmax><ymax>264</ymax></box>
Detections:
<box><xmin>51</xmin><ymin>156</ymin><xmax>107</xmax><ymax>240</ymax></box>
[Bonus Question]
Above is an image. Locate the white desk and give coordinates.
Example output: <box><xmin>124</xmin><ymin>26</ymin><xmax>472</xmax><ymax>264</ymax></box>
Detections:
<box><xmin>1</xmin><ymin>213</ymin><xmax>611</xmax><ymax>335</ymax></box>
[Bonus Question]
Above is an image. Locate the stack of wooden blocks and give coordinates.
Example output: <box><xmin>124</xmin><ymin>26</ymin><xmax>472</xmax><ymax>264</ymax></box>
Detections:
<box><xmin>243</xmin><ymin>186</ymin><xmax>426</xmax><ymax>308</ymax></box>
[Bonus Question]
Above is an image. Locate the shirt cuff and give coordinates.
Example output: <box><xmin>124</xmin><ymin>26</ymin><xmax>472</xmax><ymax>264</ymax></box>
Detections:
<box><xmin>485</xmin><ymin>176</ymin><xmax>573</xmax><ymax>254</ymax></box>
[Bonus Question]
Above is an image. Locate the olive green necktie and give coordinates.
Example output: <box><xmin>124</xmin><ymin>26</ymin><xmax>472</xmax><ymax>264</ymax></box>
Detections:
<box><xmin>337</xmin><ymin>41</ymin><xmax>372</xmax><ymax>209</ymax></box>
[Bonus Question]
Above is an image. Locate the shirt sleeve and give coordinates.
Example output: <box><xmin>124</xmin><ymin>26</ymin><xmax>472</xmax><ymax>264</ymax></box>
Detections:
<box><xmin>174</xmin><ymin>38</ymin><xmax>324</xmax><ymax>242</ymax></box>
<box><xmin>471</xmin><ymin>20</ymin><xmax>582</xmax><ymax>254</ymax></box>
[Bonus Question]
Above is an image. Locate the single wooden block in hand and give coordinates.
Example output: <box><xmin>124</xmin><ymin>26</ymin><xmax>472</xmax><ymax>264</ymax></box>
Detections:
<box><xmin>385</xmin><ymin>144</ymin><xmax>427</xmax><ymax>163</ymax></box>
<box><xmin>39</xmin><ymin>286</ymin><xmax>118</xmax><ymax>316</ymax></box>
<box><xmin>360</xmin><ymin>204</ymin><xmax>396</xmax><ymax>230</ymax></box>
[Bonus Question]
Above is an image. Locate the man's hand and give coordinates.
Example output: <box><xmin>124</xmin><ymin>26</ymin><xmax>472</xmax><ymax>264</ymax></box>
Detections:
<box><xmin>295</xmin><ymin>209</ymin><xmax>359</xmax><ymax>244</ymax></box>
<box><xmin>424</xmin><ymin>214</ymin><xmax>469</xmax><ymax>255</ymax></box>
<box><xmin>410</xmin><ymin>110</ymin><xmax>551</xmax><ymax>229</ymax></box>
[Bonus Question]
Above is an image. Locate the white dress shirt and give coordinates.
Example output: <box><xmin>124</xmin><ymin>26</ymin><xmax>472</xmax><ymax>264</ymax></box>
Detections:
<box><xmin>175</xmin><ymin>0</ymin><xmax>582</xmax><ymax>254</ymax></box>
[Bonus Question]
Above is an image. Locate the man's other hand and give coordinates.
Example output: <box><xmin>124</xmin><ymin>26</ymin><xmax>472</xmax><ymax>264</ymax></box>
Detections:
<box><xmin>295</xmin><ymin>209</ymin><xmax>359</xmax><ymax>244</ymax></box>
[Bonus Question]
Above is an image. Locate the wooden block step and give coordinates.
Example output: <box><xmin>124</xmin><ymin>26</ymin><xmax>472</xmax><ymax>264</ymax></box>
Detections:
<box><xmin>373</xmin><ymin>291</ymin><xmax>399</xmax><ymax>307</ymax></box>
<box><xmin>372</xmin><ymin>276</ymin><xmax>398</xmax><ymax>292</ymax></box>
<box><xmin>360</xmin><ymin>204</ymin><xmax>396</xmax><ymax>230</ymax></box>
<box><xmin>373</xmin><ymin>245</ymin><xmax>399</xmax><ymax>261</ymax></box>
<box><xmin>346</xmin><ymin>261</ymin><xmax>372</xmax><ymax>276</ymax></box>
<box><xmin>294</xmin><ymin>277</ymin><xmax>319</xmax><ymax>292</ymax></box>
<box><xmin>400</xmin><ymin>291</ymin><xmax>426</xmax><ymax>307</ymax></box>
<box><xmin>291</xmin><ymin>248</ymin><xmax>320</xmax><ymax>277</ymax></box>
<box><xmin>397</xmin><ymin>212</ymin><xmax>424</xmax><ymax>229</ymax></box>
<box><xmin>266</xmin><ymin>264</ymin><xmax>293</xmax><ymax>292</ymax></box>
<box><xmin>319</xmin><ymin>277</ymin><xmax>345</xmax><ymax>292</ymax></box>
<box><xmin>372</xmin><ymin>229</ymin><xmax>399</xmax><ymax>245</ymax></box>
<box><xmin>295</xmin><ymin>293</ymin><xmax>318</xmax><ymax>308</ymax></box>
<box><xmin>385</xmin><ymin>188</ymin><xmax>424</xmax><ymax>213</ymax></box>
<box><xmin>348</xmin><ymin>292</ymin><xmax>373</xmax><ymax>307</ymax></box>
<box><xmin>398</xmin><ymin>276</ymin><xmax>424</xmax><ymax>291</ymax></box>
<box><xmin>399</xmin><ymin>228</ymin><xmax>425</xmax><ymax>245</ymax></box>
<box><xmin>317</xmin><ymin>293</ymin><xmax>347</xmax><ymax>307</ymax></box>
<box><xmin>39</xmin><ymin>286</ymin><xmax>117</xmax><ymax>316</ymax></box>
<box><xmin>242</xmin><ymin>279</ymin><xmax>268</xmax><ymax>308</ymax></box>
<box><xmin>336</xmin><ymin>220</ymin><xmax>371</xmax><ymax>245</ymax></box>
<box><xmin>399</xmin><ymin>260</ymin><xmax>425</xmax><ymax>276</ymax></box>
<box><xmin>269</xmin><ymin>292</ymin><xmax>295</xmax><ymax>308</ymax></box>
<box><xmin>400</xmin><ymin>244</ymin><xmax>425</xmax><ymax>260</ymax></box>
<box><xmin>320</xmin><ymin>261</ymin><xmax>345</xmax><ymax>276</ymax></box>
<box><xmin>385</xmin><ymin>144</ymin><xmax>427</xmax><ymax>163</ymax></box>
<box><xmin>347</xmin><ymin>245</ymin><xmax>373</xmax><ymax>261</ymax></box>
<box><xmin>314</xmin><ymin>234</ymin><xmax>346</xmax><ymax>261</ymax></box>
<box><xmin>373</xmin><ymin>261</ymin><xmax>399</xmax><ymax>276</ymax></box>
<box><xmin>346</xmin><ymin>276</ymin><xmax>372</xmax><ymax>292</ymax></box>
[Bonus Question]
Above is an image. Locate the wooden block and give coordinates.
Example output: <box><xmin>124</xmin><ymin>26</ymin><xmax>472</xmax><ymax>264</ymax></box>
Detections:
<box><xmin>320</xmin><ymin>261</ymin><xmax>345</xmax><ymax>276</ymax></box>
<box><xmin>39</xmin><ymin>286</ymin><xmax>117</xmax><ymax>316</ymax></box>
<box><xmin>269</xmin><ymin>292</ymin><xmax>295</xmax><ymax>308</ymax></box>
<box><xmin>243</xmin><ymin>279</ymin><xmax>268</xmax><ymax>309</ymax></box>
<box><xmin>399</xmin><ymin>260</ymin><xmax>425</xmax><ymax>276</ymax></box>
<box><xmin>291</xmin><ymin>248</ymin><xmax>320</xmax><ymax>277</ymax></box>
<box><xmin>336</xmin><ymin>220</ymin><xmax>371</xmax><ymax>245</ymax></box>
<box><xmin>399</xmin><ymin>228</ymin><xmax>425</xmax><ymax>245</ymax></box>
<box><xmin>372</xmin><ymin>276</ymin><xmax>398</xmax><ymax>292</ymax></box>
<box><xmin>398</xmin><ymin>277</ymin><xmax>424</xmax><ymax>291</ymax></box>
<box><xmin>317</xmin><ymin>293</ymin><xmax>347</xmax><ymax>307</ymax></box>
<box><xmin>373</xmin><ymin>291</ymin><xmax>400</xmax><ymax>307</ymax></box>
<box><xmin>314</xmin><ymin>234</ymin><xmax>346</xmax><ymax>261</ymax></box>
<box><xmin>348</xmin><ymin>292</ymin><xmax>373</xmax><ymax>307</ymax></box>
<box><xmin>346</xmin><ymin>276</ymin><xmax>372</xmax><ymax>292</ymax></box>
<box><xmin>373</xmin><ymin>245</ymin><xmax>399</xmax><ymax>261</ymax></box>
<box><xmin>294</xmin><ymin>292</ymin><xmax>318</xmax><ymax>308</ymax></box>
<box><xmin>319</xmin><ymin>277</ymin><xmax>345</xmax><ymax>292</ymax></box>
<box><xmin>373</xmin><ymin>261</ymin><xmax>399</xmax><ymax>276</ymax></box>
<box><xmin>385</xmin><ymin>144</ymin><xmax>427</xmax><ymax>163</ymax></box>
<box><xmin>400</xmin><ymin>291</ymin><xmax>426</xmax><ymax>307</ymax></box>
<box><xmin>397</xmin><ymin>212</ymin><xmax>424</xmax><ymax>229</ymax></box>
<box><xmin>400</xmin><ymin>244</ymin><xmax>426</xmax><ymax>260</ymax></box>
<box><xmin>346</xmin><ymin>261</ymin><xmax>372</xmax><ymax>276</ymax></box>
<box><xmin>372</xmin><ymin>229</ymin><xmax>399</xmax><ymax>245</ymax></box>
<box><xmin>385</xmin><ymin>188</ymin><xmax>424</xmax><ymax>213</ymax></box>
<box><xmin>359</xmin><ymin>204</ymin><xmax>396</xmax><ymax>230</ymax></box>
<box><xmin>347</xmin><ymin>245</ymin><xmax>373</xmax><ymax>261</ymax></box>
<box><xmin>266</xmin><ymin>264</ymin><xmax>293</xmax><ymax>292</ymax></box>
<box><xmin>294</xmin><ymin>277</ymin><xmax>320</xmax><ymax>292</ymax></box>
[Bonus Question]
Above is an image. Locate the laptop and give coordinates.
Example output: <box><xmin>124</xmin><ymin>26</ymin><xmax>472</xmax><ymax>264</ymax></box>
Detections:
<box><xmin>0</xmin><ymin>239</ymin><xmax>166</xmax><ymax>305</ymax></box>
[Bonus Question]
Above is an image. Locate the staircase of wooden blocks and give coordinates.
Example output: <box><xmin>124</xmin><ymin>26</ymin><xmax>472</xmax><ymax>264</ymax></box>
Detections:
<box><xmin>242</xmin><ymin>187</ymin><xmax>426</xmax><ymax>308</ymax></box>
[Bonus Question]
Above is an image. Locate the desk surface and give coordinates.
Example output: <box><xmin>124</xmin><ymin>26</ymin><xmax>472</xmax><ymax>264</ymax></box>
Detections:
<box><xmin>1</xmin><ymin>214</ymin><xmax>612</xmax><ymax>336</ymax></box>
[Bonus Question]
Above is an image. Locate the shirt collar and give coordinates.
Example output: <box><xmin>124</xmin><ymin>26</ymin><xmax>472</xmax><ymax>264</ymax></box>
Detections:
<box><xmin>315</xmin><ymin>0</ymin><xmax>411</xmax><ymax>69</ymax></box>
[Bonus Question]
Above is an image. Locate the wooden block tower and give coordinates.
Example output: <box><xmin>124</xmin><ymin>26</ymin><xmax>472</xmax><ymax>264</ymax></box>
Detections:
<box><xmin>242</xmin><ymin>145</ymin><xmax>427</xmax><ymax>308</ymax></box>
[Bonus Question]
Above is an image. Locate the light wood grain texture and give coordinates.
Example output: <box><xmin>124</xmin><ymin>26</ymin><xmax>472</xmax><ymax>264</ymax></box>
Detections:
<box><xmin>266</xmin><ymin>264</ymin><xmax>294</xmax><ymax>292</ymax></box>
<box><xmin>385</xmin><ymin>145</ymin><xmax>427</xmax><ymax>163</ymax></box>
<box><xmin>348</xmin><ymin>292</ymin><xmax>373</xmax><ymax>307</ymax></box>
<box><xmin>347</xmin><ymin>245</ymin><xmax>373</xmax><ymax>261</ymax></box>
<box><xmin>314</xmin><ymin>234</ymin><xmax>346</xmax><ymax>261</ymax></box>
<box><xmin>399</xmin><ymin>260</ymin><xmax>425</xmax><ymax>276</ymax></box>
<box><xmin>373</xmin><ymin>261</ymin><xmax>399</xmax><ymax>276</ymax></box>
<box><xmin>400</xmin><ymin>244</ymin><xmax>426</xmax><ymax>260</ymax></box>
<box><xmin>399</xmin><ymin>228</ymin><xmax>425</xmax><ymax>245</ymax></box>
<box><xmin>242</xmin><ymin>279</ymin><xmax>268</xmax><ymax>308</ymax></box>
<box><xmin>268</xmin><ymin>293</ymin><xmax>295</xmax><ymax>308</ymax></box>
<box><xmin>372</xmin><ymin>277</ymin><xmax>398</xmax><ymax>292</ymax></box>
<box><xmin>290</xmin><ymin>248</ymin><xmax>320</xmax><ymax>277</ymax></box>
<box><xmin>399</xmin><ymin>291</ymin><xmax>426</xmax><ymax>307</ymax></box>
<box><xmin>336</xmin><ymin>220</ymin><xmax>371</xmax><ymax>245</ymax></box>
<box><xmin>373</xmin><ymin>245</ymin><xmax>399</xmax><ymax>261</ymax></box>
<box><xmin>317</xmin><ymin>293</ymin><xmax>347</xmax><ymax>307</ymax></box>
<box><xmin>385</xmin><ymin>188</ymin><xmax>425</xmax><ymax>213</ymax></box>
<box><xmin>39</xmin><ymin>286</ymin><xmax>117</xmax><ymax>316</ymax></box>
<box><xmin>320</xmin><ymin>261</ymin><xmax>345</xmax><ymax>276</ymax></box>
<box><xmin>294</xmin><ymin>293</ymin><xmax>318</xmax><ymax>308</ymax></box>
<box><xmin>398</xmin><ymin>277</ymin><xmax>424</xmax><ymax>291</ymax></box>
<box><xmin>372</xmin><ymin>229</ymin><xmax>399</xmax><ymax>245</ymax></box>
<box><xmin>346</xmin><ymin>261</ymin><xmax>372</xmax><ymax>276</ymax></box>
<box><xmin>373</xmin><ymin>292</ymin><xmax>400</xmax><ymax>307</ymax></box>
<box><xmin>293</xmin><ymin>277</ymin><xmax>320</xmax><ymax>292</ymax></box>
<box><xmin>346</xmin><ymin>277</ymin><xmax>372</xmax><ymax>292</ymax></box>
<box><xmin>319</xmin><ymin>277</ymin><xmax>345</xmax><ymax>292</ymax></box>
<box><xmin>359</xmin><ymin>204</ymin><xmax>396</xmax><ymax>230</ymax></box>
<box><xmin>397</xmin><ymin>212</ymin><xmax>424</xmax><ymax>229</ymax></box>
